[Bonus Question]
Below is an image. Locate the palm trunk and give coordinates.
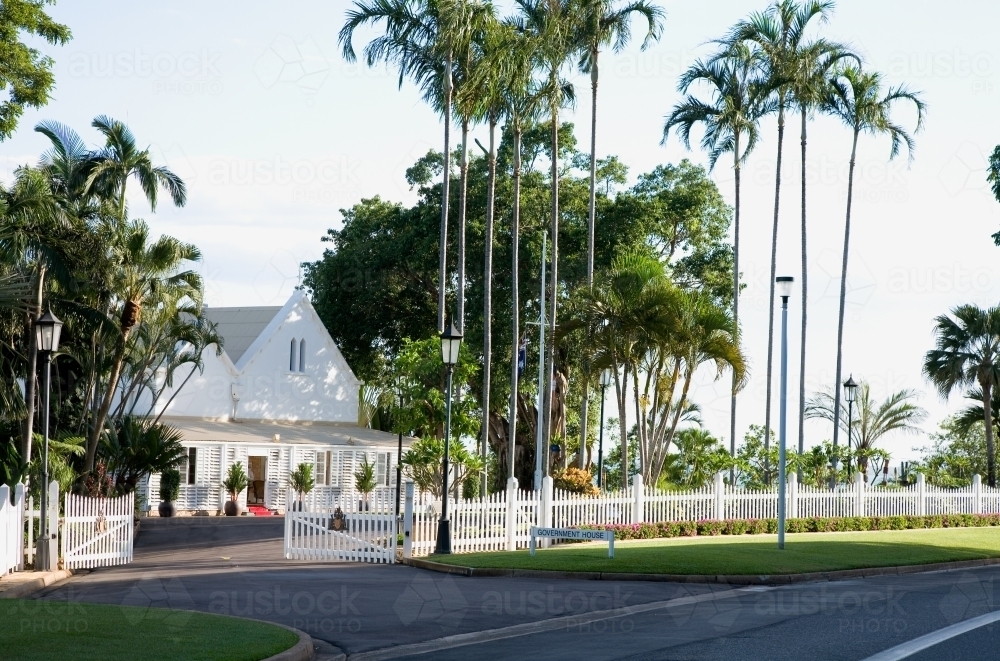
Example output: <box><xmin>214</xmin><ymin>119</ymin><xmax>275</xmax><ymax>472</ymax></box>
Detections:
<box><xmin>763</xmin><ymin>103</ymin><xmax>785</xmax><ymax>480</ymax></box>
<box><xmin>456</xmin><ymin>118</ymin><xmax>469</xmax><ymax>331</ymax></box>
<box><xmin>832</xmin><ymin>127</ymin><xmax>860</xmax><ymax>465</ymax></box>
<box><xmin>580</xmin><ymin>50</ymin><xmax>600</xmax><ymax>471</ymax></box>
<box><xmin>437</xmin><ymin>54</ymin><xmax>453</xmax><ymax>333</ymax></box>
<box><xmin>729</xmin><ymin>143</ymin><xmax>741</xmax><ymax>486</ymax></box>
<box><xmin>481</xmin><ymin>113</ymin><xmax>497</xmax><ymax>495</ymax></box>
<box><xmin>983</xmin><ymin>382</ymin><xmax>997</xmax><ymax>487</ymax></box>
<box><xmin>798</xmin><ymin>105</ymin><xmax>808</xmax><ymax>481</ymax></box>
<box><xmin>508</xmin><ymin>124</ymin><xmax>523</xmax><ymax>483</ymax></box>
<box><xmin>85</xmin><ymin>331</ymin><xmax>130</xmax><ymax>473</ymax></box>
<box><xmin>614</xmin><ymin>362</ymin><xmax>628</xmax><ymax>490</ymax></box>
<box><xmin>541</xmin><ymin>97</ymin><xmax>560</xmax><ymax>477</ymax></box>
<box><xmin>22</xmin><ymin>264</ymin><xmax>45</xmax><ymax>467</ymax></box>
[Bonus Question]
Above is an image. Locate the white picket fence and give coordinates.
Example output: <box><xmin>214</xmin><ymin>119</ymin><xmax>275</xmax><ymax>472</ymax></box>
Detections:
<box><xmin>402</xmin><ymin>472</ymin><xmax>1000</xmax><ymax>558</ymax></box>
<box><xmin>1</xmin><ymin>483</ymin><xmax>25</xmax><ymax>575</ymax></box>
<box><xmin>62</xmin><ymin>492</ymin><xmax>134</xmax><ymax>569</ymax></box>
<box><xmin>284</xmin><ymin>490</ymin><xmax>397</xmax><ymax>563</ymax></box>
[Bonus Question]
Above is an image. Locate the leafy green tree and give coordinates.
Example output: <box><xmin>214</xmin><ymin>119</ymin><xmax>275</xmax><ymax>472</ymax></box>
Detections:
<box><xmin>924</xmin><ymin>304</ymin><xmax>1000</xmax><ymax>486</ymax></box>
<box><xmin>824</xmin><ymin>65</ymin><xmax>924</xmax><ymax>455</ymax></box>
<box><xmin>917</xmin><ymin>417</ymin><xmax>998</xmax><ymax>488</ymax></box>
<box><xmin>0</xmin><ymin>0</ymin><xmax>71</xmax><ymax>140</ymax></box>
<box><xmin>290</xmin><ymin>463</ymin><xmax>315</xmax><ymax>503</ymax></box>
<box><xmin>659</xmin><ymin>428</ymin><xmax>732</xmax><ymax>488</ymax></box>
<box><xmin>100</xmin><ymin>417</ymin><xmax>185</xmax><ymax>494</ymax></box>
<box><xmin>393</xmin><ymin>337</ymin><xmax>479</xmax><ymax>441</ymax></box>
<box><xmin>401</xmin><ymin>436</ymin><xmax>483</xmax><ymax>498</ymax></box>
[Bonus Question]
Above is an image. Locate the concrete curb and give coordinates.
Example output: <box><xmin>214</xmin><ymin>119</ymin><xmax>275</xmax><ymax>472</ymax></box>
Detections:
<box><xmin>400</xmin><ymin>555</ymin><xmax>1000</xmax><ymax>585</ymax></box>
<box><xmin>0</xmin><ymin>569</ymin><xmax>76</xmax><ymax>599</ymax></box>
<box><xmin>259</xmin><ymin>622</ymin><xmax>314</xmax><ymax>661</ymax></box>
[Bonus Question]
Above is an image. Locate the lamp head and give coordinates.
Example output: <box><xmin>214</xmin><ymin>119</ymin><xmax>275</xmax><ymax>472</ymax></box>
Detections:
<box><xmin>775</xmin><ymin>276</ymin><xmax>794</xmax><ymax>300</ymax></box>
<box><xmin>35</xmin><ymin>308</ymin><xmax>63</xmax><ymax>354</ymax></box>
<box><xmin>440</xmin><ymin>318</ymin><xmax>463</xmax><ymax>367</ymax></box>
<box><xmin>600</xmin><ymin>367</ymin><xmax>613</xmax><ymax>387</ymax></box>
<box><xmin>843</xmin><ymin>374</ymin><xmax>859</xmax><ymax>403</ymax></box>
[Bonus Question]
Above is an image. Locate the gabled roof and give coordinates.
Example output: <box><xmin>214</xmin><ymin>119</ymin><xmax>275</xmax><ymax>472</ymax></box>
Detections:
<box><xmin>202</xmin><ymin>305</ymin><xmax>283</xmax><ymax>365</ymax></box>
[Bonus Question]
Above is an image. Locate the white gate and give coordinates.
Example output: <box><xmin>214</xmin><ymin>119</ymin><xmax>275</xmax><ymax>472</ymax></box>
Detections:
<box><xmin>62</xmin><ymin>492</ymin><xmax>134</xmax><ymax>569</ymax></box>
<box><xmin>284</xmin><ymin>508</ymin><xmax>396</xmax><ymax>563</ymax></box>
<box><xmin>1</xmin><ymin>484</ymin><xmax>25</xmax><ymax>575</ymax></box>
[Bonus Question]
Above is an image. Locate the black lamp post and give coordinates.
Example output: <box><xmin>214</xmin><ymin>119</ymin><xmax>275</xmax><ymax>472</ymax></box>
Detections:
<box><xmin>394</xmin><ymin>374</ymin><xmax>404</xmax><ymax>520</ymax></box>
<box><xmin>843</xmin><ymin>375</ymin><xmax>858</xmax><ymax>480</ymax></box>
<box><xmin>597</xmin><ymin>368</ymin><xmax>612</xmax><ymax>489</ymax></box>
<box><xmin>775</xmin><ymin>276</ymin><xmax>793</xmax><ymax>550</ymax></box>
<box><xmin>435</xmin><ymin>319</ymin><xmax>462</xmax><ymax>555</ymax></box>
<box><xmin>35</xmin><ymin>308</ymin><xmax>62</xmax><ymax>572</ymax></box>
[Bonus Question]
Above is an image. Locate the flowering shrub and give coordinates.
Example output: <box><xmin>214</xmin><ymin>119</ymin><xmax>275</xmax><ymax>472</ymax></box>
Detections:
<box><xmin>552</xmin><ymin>468</ymin><xmax>599</xmax><ymax>495</ymax></box>
<box><xmin>582</xmin><ymin>513</ymin><xmax>1000</xmax><ymax>540</ymax></box>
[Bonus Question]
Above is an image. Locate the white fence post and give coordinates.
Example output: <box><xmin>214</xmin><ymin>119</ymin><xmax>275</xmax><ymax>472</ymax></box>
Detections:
<box><xmin>505</xmin><ymin>477</ymin><xmax>518</xmax><ymax>552</ymax></box>
<box><xmin>540</xmin><ymin>476</ymin><xmax>553</xmax><ymax>548</ymax></box>
<box><xmin>917</xmin><ymin>473</ymin><xmax>926</xmax><ymax>516</ymax></box>
<box><xmin>631</xmin><ymin>474</ymin><xmax>644</xmax><ymax>524</ymax></box>
<box><xmin>403</xmin><ymin>480</ymin><xmax>414</xmax><ymax>559</ymax></box>
<box><xmin>853</xmin><ymin>472</ymin><xmax>864</xmax><ymax>517</ymax></box>
<box><xmin>973</xmin><ymin>474</ymin><xmax>983</xmax><ymax>514</ymax></box>
<box><xmin>788</xmin><ymin>472</ymin><xmax>798</xmax><ymax>520</ymax></box>
<box><xmin>714</xmin><ymin>472</ymin><xmax>725</xmax><ymax>521</ymax></box>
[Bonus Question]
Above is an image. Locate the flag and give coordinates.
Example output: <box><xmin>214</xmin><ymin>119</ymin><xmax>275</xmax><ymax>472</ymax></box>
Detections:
<box><xmin>517</xmin><ymin>338</ymin><xmax>528</xmax><ymax>378</ymax></box>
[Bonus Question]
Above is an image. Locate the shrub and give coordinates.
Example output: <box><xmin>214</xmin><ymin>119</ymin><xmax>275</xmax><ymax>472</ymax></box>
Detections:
<box><xmin>553</xmin><ymin>468</ymin><xmax>599</xmax><ymax>496</ymax></box>
<box><xmin>223</xmin><ymin>463</ymin><xmax>248</xmax><ymax>502</ymax></box>
<box><xmin>289</xmin><ymin>463</ymin><xmax>314</xmax><ymax>501</ymax></box>
<box><xmin>159</xmin><ymin>468</ymin><xmax>180</xmax><ymax>503</ymax></box>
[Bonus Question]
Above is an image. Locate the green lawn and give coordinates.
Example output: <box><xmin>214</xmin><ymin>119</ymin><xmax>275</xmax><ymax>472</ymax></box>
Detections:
<box><xmin>0</xmin><ymin>599</ymin><xmax>298</xmax><ymax>661</ymax></box>
<box><xmin>430</xmin><ymin>528</ymin><xmax>1000</xmax><ymax>575</ymax></box>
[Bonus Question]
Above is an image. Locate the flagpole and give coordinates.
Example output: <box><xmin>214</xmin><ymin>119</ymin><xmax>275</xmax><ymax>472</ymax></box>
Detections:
<box><xmin>533</xmin><ymin>232</ymin><xmax>547</xmax><ymax>492</ymax></box>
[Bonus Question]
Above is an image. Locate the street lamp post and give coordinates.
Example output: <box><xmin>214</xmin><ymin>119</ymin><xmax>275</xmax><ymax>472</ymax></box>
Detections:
<box><xmin>775</xmin><ymin>277</ymin><xmax>793</xmax><ymax>551</ymax></box>
<box><xmin>843</xmin><ymin>375</ymin><xmax>858</xmax><ymax>481</ymax></box>
<box><xmin>394</xmin><ymin>374</ymin><xmax>404</xmax><ymax>521</ymax></box>
<box><xmin>597</xmin><ymin>368</ymin><xmax>612</xmax><ymax>489</ymax></box>
<box><xmin>435</xmin><ymin>319</ymin><xmax>462</xmax><ymax>555</ymax></box>
<box><xmin>35</xmin><ymin>308</ymin><xmax>62</xmax><ymax>572</ymax></box>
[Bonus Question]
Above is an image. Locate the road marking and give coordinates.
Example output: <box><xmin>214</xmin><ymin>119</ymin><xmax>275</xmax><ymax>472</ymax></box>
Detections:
<box><xmin>862</xmin><ymin>609</ymin><xmax>1000</xmax><ymax>661</ymax></box>
<box><xmin>347</xmin><ymin>585</ymin><xmax>771</xmax><ymax>661</ymax></box>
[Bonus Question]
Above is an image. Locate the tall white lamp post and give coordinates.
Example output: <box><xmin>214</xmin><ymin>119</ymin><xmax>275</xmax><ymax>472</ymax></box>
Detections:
<box><xmin>775</xmin><ymin>277</ymin><xmax>793</xmax><ymax>550</ymax></box>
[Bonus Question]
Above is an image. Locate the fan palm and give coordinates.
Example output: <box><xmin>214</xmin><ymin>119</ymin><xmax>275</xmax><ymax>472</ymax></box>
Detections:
<box><xmin>575</xmin><ymin>0</ymin><xmax>664</xmax><ymax>468</ymax></box>
<box><xmin>724</xmin><ymin>0</ymin><xmax>834</xmax><ymax>466</ymax></box>
<box><xmin>824</xmin><ymin>64</ymin><xmax>925</xmax><ymax>456</ymax></box>
<box><xmin>924</xmin><ymin>305</ymin><xmax>1000</xmax><ymax>487</ymax></box>
<box><xmin>663</xmin><ymin>42</ymin><xmax>767</xmax><ymax>480</ymax></box>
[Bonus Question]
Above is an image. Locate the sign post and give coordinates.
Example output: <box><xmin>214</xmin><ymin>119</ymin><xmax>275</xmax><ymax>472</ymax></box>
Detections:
<box><xmin>529</xmin><ymin>527</ymin><xmax>614</xmax><ymax>559</ymax></box>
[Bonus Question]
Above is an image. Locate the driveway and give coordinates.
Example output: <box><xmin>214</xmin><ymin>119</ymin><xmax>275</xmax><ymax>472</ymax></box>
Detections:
<box><xmin>34</xmin><ymin>517</ymin><xmax>1000</xmax><ymax>660</ymax></box>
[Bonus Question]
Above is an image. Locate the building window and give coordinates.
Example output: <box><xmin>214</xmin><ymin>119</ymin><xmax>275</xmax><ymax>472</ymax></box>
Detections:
<box><xmin>289</xmin><ymin>338</ymin><xmax>297</xmax><ymax>372</ymax></box>
<box><xmin>299</xmin><ymin>339</ymin><xmax>306</xmax><ymax>372</ymax></box>
<box><xmin>186</xmin><ymin>447</ymin><xmax>197</xmax><ymax>485</ymax></box>
<box><xmin>376</xmin><ymin>452</ymin><xmax>388</xmax><ymax>486</ymax></box>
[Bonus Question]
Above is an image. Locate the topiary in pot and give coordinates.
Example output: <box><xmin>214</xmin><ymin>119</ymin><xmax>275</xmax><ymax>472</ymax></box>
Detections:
<box><xmin>158</xmin><ymin>468</ymin><xmax>180</xmax><ymax>517</ymax></box>
<box><xmin>289</xmin><ymin>463</ymin><xmax>315</xmax><ymax>511</ymax></box>
<box><xmin>222</xmin><ymin>462</ymin><xmax>248</xmax><ymax>516</ymax></box>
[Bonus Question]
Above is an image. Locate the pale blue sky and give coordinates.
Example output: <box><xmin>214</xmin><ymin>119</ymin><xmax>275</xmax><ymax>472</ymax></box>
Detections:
<box><xmin>4</xmin><ymin>1</ymin><xmax>999</xmax><ymax>459</ymax></box>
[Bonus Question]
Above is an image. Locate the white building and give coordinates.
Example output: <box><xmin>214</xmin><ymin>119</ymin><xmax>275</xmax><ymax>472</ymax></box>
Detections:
<box><xmin>141</xmin><ymin>291</ymin><xmax>407</xmax><ymax>515</ymax></box>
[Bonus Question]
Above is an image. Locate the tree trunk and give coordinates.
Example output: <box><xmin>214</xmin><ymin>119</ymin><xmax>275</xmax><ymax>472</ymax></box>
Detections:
<box><xmin>456</xmin><ymin>118</ymin><xmax>469</xmax><ymax>331</ymax></box>
<box><xmin>763</xmin><ymin>102</ymin><xmax>786</xmax><ymax>478</ymax></box>
<box><xmin>22</xmin><ymin>264</ymin><xmax>45</xmax><ymax>466</ymax></box>
<box><xmin>729</xmin><ymin>144</ymin><xmax>741</xmax><ymax>486</ymax></box>
<box><xmin>508</xmin><ymin>125</ymin><xmax>522</xmax><ymax>483</ymax></box>
<box><xmin>85</xmin><ymin>330</ymin><xmax>130</xmax><ymax>473</ymax></box>
<box><xmin>541</xmin><ymin>96</ymin><xmax>559</xmax><ymax>478</ymax></box>
<box><xmin>481</xmin><ymin>114</ymin><xmax>497</xmax><ymax>496</ymax></box>
<box><xmin>614</xmin><ymin>362</ymin><xmax>628</xmax><ymax>490</ymax></box>
<box><xmin>437</xmin><ymin>53</ymin><xmax>453</xmax><ymax>333</ymax></box>
<box><xmin>798</xmin><ymin>105</ymin><xmax>808</xmax><ymax>481</ymax></box>
<box><xmin>832</xmin><ymin>128</ymin><xmax>860</xmax><ymax>461</ymax></box>
<box><xmin>580</xmin><ymin>49</ymin><xmax>600</xmax><ymax>471</ymax></box>
<box><xmin>983</xmin><ymin>382</ymin><xmax>997</xmax><ymax>487</ymax></box>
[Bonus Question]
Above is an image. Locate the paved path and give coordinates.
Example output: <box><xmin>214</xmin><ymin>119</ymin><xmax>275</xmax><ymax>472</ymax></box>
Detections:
<box><xmin>33</xmin><ymin>517</ymin><xmax>1000</xmax><ymax>659</ymax></box>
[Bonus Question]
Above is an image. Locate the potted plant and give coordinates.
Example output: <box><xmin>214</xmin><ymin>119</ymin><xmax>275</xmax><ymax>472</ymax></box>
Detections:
<box><xmin>158</xmin><ymin>468</ymin><xmax>181</xmax><ymax>517</ymax></box>
<box><xmin>289</xmin><ymin>462</ymin><xmax>315</xmax><ymax>511</ymax></box>
<box><xmin>354</xmin><ymin>455</ymin><xmax>377</xmax><ymax>511</ymax></box>
<box><xmin>222</xmin><ymin>462</ymin><xmax>248</xmax><ymax>516</ymax></box>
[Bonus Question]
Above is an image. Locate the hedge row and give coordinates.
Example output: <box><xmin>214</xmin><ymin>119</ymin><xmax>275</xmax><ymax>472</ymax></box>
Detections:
<box><xmin>583</xmin><ymin>513</ymin><xmax>1000</xmax><ymax>540</ymax></box>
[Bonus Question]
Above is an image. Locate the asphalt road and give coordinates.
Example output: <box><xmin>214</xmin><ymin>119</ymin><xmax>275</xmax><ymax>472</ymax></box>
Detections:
<box><xmin>30</xmin><ymin>517</ymin><xmax>1000</xmax><ymax>660</ymax></box>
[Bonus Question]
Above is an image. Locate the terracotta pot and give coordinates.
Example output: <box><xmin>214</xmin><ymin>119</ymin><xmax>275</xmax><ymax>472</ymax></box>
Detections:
<box><xmin>224</xmin><ymin>500</ymin><xmax>242</xmax><ymax>517</ymax></box>
<box><xmin>158</xmin><ymin>501</ymin><xmax>176</xmax><ymax>518</ymax></box>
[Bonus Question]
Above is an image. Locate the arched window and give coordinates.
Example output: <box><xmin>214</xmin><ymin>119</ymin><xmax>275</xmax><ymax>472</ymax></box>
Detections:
<box><xmin>289</xmin><ymin>338</ymin><xmax>297</xmax><ymax>372</ymax></box>
<box><xmin>299</xmin><ymin>339</ymin><xmax>306</xmax><ymax>372</ymax></box>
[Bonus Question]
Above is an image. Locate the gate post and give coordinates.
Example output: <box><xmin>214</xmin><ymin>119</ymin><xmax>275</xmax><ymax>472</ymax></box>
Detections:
<box><xmin>714</xmin><ymin>472</ymin><xmax>725</xmax><ymax>521</ymax></box>
<box><xmin>402</xmin><ymin>480</ymin><xmax>414</xmax><ymax>559</ymax></box>
<box><xmin>973</xmin><ymin>474</ymin><xmax>983</xmax><ymax>514</ymax></box>
<box><xmin>631</xmin><ymin>474</ymin><xmax>644</xmax><ymax>524</ymax></box>
<box><xmin>854</xmin><ymin>472</ymin><xmax>864</xmax><ymax>517</ymax></box>
<box><xmin>917</xmin><ymin>472</ymin><xmax>926</xmax><ymax>517</ymax></box>
<box><xmin>14</xmin><ymin>483</ymin><xmax>25</xmax><ymax>571</ymax></box>
<box><xmin>788</xmin><ymin>472</ymin><xmax>798</xmax><ymax>520</ymax></box>
<box><xmin>505</xmin><ymin>477</ymin><xmax>518</xmax><ymax>552</ymax></box>
<box><xmin>540</xmin><ymin>476</ymin><xmax>553</xmax><ymax>548</ymax></box>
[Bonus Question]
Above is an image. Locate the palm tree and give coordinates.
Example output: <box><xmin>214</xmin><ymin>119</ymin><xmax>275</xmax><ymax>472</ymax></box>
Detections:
<box><xmin>924</xmin><ymin>305</ymin><xmax>1000</xmax><ymax>487</ymax></box>
<box><xmin>724</xmin><ymin>0</ymin><xmax>834</xmax><ymax>469</ymax></box>
<box><xmin>514</xmin><ymin>0</ymin><xmax>578</xmax><ymax>475</ymax></box>
<box><xmin>805</xmin><ymin>381</ymin><xmax>926</xmax><ymax>478</ymax></box>
<box><xmin>339</xmin><ymin>0</ymin><xmax>485</xmax><ymax>332</ymax></box>
<box><xmin>84</xmin><ymin>219</ymin><xmax>202</xmax><ymax>472</ymax></box>
<box><xmin>575</xmin><ymin>0</ymin><xmax>664</xmax><ymax>468</ymax></box>
<box><xmin>824</xmin><ymin>64</ymin><xmax>925</xmax><ymax>457</ymax></box>
<box><xmin>787</xmin><ymin>40</ymin><xmax>858</xmax><ymax>472</ymax></box>
<box><xmin>663</xmin><ymin>42</ymin><xmax>766</xmax><ymax>481</ymax></box>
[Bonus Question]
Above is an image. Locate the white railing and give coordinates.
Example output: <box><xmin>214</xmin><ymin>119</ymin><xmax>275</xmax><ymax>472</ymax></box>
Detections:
<box><xmin>284</xmin><ymin>501</ymin><xmax>396</xmax><ymax>564</ymax></box>
<box><xmin>1</xmin><ymin>483</ymin><xmax>25</xmax><ymax>575</ymax></box>
<box><xmin>399</xmin><ymin>472</ymin><xmax>1000</xmax><ymax>557</ymax></box>
<box><xmin>62</xmin><ymin>492</ymin><xmax>134</xmax><ymax>569</ymax></box>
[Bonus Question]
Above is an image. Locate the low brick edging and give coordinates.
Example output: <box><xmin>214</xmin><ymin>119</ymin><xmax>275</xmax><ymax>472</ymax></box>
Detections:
<box><xmin>400</xmin><ymin>555</ymin><xmax>1000</xmax><ymax>585</ymax></box>
<box><xmin>0</xmin><ymin>569</ymin><xmax>76</xmax><ymax>599</ymax></box>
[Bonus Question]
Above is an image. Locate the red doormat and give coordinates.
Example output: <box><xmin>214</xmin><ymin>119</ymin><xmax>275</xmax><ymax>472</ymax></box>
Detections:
<box><xmin>247</xmin><ymin>505</ymin><xmax>273</xmax><ymax>516</ymax></box>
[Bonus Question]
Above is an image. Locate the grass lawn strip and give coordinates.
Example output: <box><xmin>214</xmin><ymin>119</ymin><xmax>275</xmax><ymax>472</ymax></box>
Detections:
<box><xmin>0</xmin><ymin>599</ymin><xmax>299</xmax><ymax>661</ymax></box>
<box><xmin>430</xmin><ymin>528</ymin><xmax>1000</xmax><ymax>576</ymax></box>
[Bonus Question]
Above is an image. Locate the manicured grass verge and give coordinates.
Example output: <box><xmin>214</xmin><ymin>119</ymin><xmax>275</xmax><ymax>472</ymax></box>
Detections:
<box><xmin>430</xmin><ymin>527</ymin><xmax>1000</xmax><ymax>576</ymax></box>
<box><xmin>0</xmin><ymin>599</ymin><xmax>299</xmax><ymax>661</ymax></box>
